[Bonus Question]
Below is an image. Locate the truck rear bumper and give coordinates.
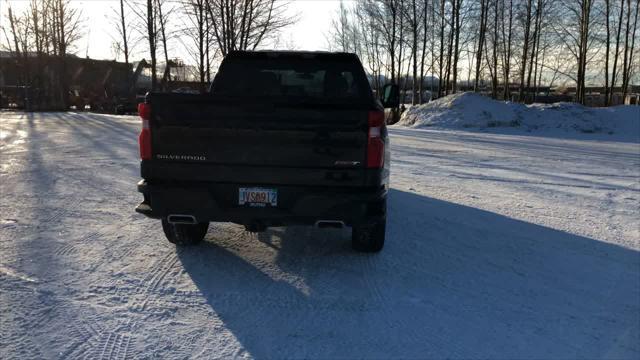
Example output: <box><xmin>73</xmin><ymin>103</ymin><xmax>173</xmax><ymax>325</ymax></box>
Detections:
<box><xmin>135</xmin><ymin>180</ymin><xmax>387</xmax><ymax>227</ymax></box>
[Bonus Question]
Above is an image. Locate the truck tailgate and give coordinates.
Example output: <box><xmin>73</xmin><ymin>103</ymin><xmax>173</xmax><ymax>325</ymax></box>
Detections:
<box><xmin>145</xmin><ymin>95</ymin><xmax>371</xmax><ymax>187</ymax></box>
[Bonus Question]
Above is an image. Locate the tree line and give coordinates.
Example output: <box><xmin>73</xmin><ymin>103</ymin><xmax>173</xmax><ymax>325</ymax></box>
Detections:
<box><xmin>2</xmin><ymin>0</ymin><xmax>83</xmax><ymax>108</ymax></box>
<box><xmin>1</xmin><ymin>0</ymin><xmax>295</xmax><ymax>105</ymax></box>
<box><xmin>2</xmin><ymin>0</ymin><xmax>638</xmax><ymax>107</ymax></box>
<box><xmin>111</xmin><ymin>0</ymin><xmax>294</xmax><ymax>92</ymax></box>
<box><xmin>327</xmin><ymin>0</ymin><xmax>639</xmax><ymax>105</ymax></box>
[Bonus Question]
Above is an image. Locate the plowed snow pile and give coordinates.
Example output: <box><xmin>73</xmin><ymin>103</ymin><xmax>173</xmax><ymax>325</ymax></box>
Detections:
<box><xmin>398</xmin><ymin>92</ymin><xmax>640</xmax><ymax>140</ymax></box>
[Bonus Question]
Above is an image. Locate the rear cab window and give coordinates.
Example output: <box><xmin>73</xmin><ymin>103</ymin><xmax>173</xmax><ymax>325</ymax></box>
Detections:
<box><xmin>211</xmin><ymin>52</ymin><xmax>373</xmax><ymax>105</ymax></box>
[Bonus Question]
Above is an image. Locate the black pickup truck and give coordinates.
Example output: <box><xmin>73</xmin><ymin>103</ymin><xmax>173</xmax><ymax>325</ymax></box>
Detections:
<box><xmin>135</xmin><ymin>51</ymin><xmax>399</xmax><ymax>252</ymax></box>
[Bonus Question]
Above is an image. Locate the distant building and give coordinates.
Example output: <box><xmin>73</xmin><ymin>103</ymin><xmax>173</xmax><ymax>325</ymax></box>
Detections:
<box><xmin>0</xmin><ymin>51</ymin><xmax>131</xmax><ymax>111</ymax></box>
<box><xmin>0</xmin><ymin>52</ymin><xmax>208</xmax><ymax>111</ymax></box>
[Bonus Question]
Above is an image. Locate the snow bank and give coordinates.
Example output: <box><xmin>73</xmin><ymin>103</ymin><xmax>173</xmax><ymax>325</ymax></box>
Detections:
<box><xmin>398</xmin><ymin>92</ymin><xmax>640</xmax><ymax>140</ymax></box>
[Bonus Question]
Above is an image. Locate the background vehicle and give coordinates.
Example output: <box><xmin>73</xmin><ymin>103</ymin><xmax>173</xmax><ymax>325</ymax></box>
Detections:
<box><xmin>135</xmin><ymin>51</ymin><xmax>399</xmax><ymax>252</ymax></box>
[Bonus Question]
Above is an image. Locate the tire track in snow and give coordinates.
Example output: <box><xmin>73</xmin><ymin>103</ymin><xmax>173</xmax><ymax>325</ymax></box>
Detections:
<box><xmin>0</xmin><ymin>331</ymin><xmax>44</xmax><ymax>360</ymax></box>
<box><xmin>63</xmin><ymin>332</ymin><xmax>133</xmax><ymax>360</ymax></box>
<box><xmin>123</xmin><ymin>250</ymin><xmax>180</xmax><ymax>313</ymax></box>
<box><xmin>53</xmin><ymin>242</ymin><xmax>79</xmax><ymax>256</ymax></box>
<box><xmin>358</xmin><ymin>253</ymin><xmax>419</xmax><ymax>353</ymax></box>
<box><xmin>40</xmin><ymin>197</ymin><xmax>84</xmax><ymax>225</ymax></box>
<box><xmin>59</xmin><ymin>320</ymin><xmax>104</xmax><ymax>359</ymax></box>
<box><xmin>145</xmin><ymin>252</ymin><xmax>180</xmax><ymax>293</ymax></box>
<box><xmin>53</xmin><ymin>231</ymin><xmax>102</xmax><ymax>257</ymax></box>
<box><xmin>357</xmin><ymin>224</ymin><xmax>451</xmax><ymax>356</ymax></box>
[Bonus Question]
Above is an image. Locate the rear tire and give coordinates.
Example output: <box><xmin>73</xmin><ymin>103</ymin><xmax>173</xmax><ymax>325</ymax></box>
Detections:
<box><xmin>351</xmin><ymin>218</ymin><xmax>386</xmax><ymax>253</ymax></box>
<box><xmin>161</xmin><ymin>219</ymin><xmax>209</xmax><ymax>246</ymax></box>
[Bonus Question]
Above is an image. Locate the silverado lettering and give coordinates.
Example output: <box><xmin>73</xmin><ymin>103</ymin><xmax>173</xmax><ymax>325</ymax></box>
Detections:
<box><xmin>156</xmin><ymin>154</ymin><xmax>207</xmax><ymax>161</ymax></box>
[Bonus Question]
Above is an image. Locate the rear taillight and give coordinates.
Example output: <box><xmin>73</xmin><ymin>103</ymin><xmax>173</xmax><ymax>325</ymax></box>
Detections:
<box><xmin>367</xmin><ymin>111</ymin><xmax>385</xmax><ymax>168</ymax></box>
<box><xmin>138</xmin><ymin>102</ymin><xmax>152</xmax><ymax>160</ymax></box>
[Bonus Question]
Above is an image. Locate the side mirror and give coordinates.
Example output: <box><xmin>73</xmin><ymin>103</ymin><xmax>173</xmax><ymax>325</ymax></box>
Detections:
<box><xmin>381</xmin><ymin>83</ymin><xmax>400</xmax><ymax>108</ymax></box>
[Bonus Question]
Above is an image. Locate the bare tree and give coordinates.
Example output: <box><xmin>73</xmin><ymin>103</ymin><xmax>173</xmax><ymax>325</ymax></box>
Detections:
<box><xmin>444</xmin><ymin>0</ymin><xmax>454</xmax><ymax>95</ymax></box>
<box><xmin>50</xmin><ymin>0</ymin><xmax>84</xmax><ymax>106</ymax></box>
<box><xmin>518</xmin><ymin>0</ymin><xmax>533</xmax><ymax>102</ymax></box>
<box><xmin>156</xmin><ymin>0</ymin><xmax>175</xmax><ymax>87</ymax></box>
<box><xmin>125</xmin><ymin>0</ymin><xmax>159</xmax><ymax>89</ymax></box>
<box><xmin>109</xmin><ymin>0</ymin><xmax>140</xmax><ymax>64</ymax></box>
<box><xmin>490</xmin><ymin>0</ymin><xmax>499</xmax><ymax>98</ymax></box>
<box><xmin>419</xmin><ymin>0</ymin><xmax>429</xmax><ymax>103</ymax></box>
<box><xmin>398</xmin><ymin>0</ymin><xmax>407</xmax><ymax>90</ymax></box>
<box><xmin>574</xmin><ymin>0</ymin><xmax>594</xmax><ymax>104</ymax></box>
<box><xmin>327</xmin><ymin>0</ymin><xmax>352</xmax><ymax>52</ymax></box>
<box><xmin>474</xmin><ymin>0</ymin><xmax>489</xmax><ymax>91</ymax></box>
<box><xmin>205</xmin><ymin>9</ymin><xmax>212</xmax><ymax>83</ymax></box>
<box><xmin>501</xmin><ymin>0</ymin><xmax>514</xmax><ymax>100</ymax></box>
<box><xmin>410</xmin><ymin>0</ymin><xmax>419</xmax><ymax>104</ymax></box>
<box><xmin>355</xmin><ymin>0</ymin><xmax>385</xmax><ymax>92</ymax></box>
<box><xmin>437</xmin><ymin>0</ymin><xmax>446</xmax><ymax>97</ymax></box>
<box><xmin>610</xmin><ymin>0</ymin><xmax>625</xmax><ymax>103</ymax></box>
<box><xmin>604</xmin><ymin>0</ymin><xmax>612</xmax><ymax>105</ymax></box>
<box><xmin>451</xmin><ymin>0</ymin><xmax>462</xmax><ymax>94</ymax></box>
<box><xmin>147</xmin><ymin>0</ymin><xmax>158</xmax><ymax>90</ymax></box>
<box><xmin>7</xmin><ymin>6</ymin><xmax>22</xmax><ymax>56</ymax></box>
<box><xmin>531</xmin><ymin>5</ymin><xmax>545</xmax><ymax>101</ymax></box>
<box><xmin>182</xmin><ymin>0</ymin><xmax>208</xmax><ymax>92</ymax></box>
<box><xmin>526</xmin><ymin>0</ymin><xmax>543</xmax><ymax>95</ymax></box>
<box><xmin>621</xmin><ymin>0</ymin><xmax>639</xmax><ymax>98</ymax></box>
<box><xmin>120</xmin><ymin>0</ymin><xmax>130</xmax><ymax>64</ymax></box>
<box><xmin>205</xmin><ymin>0</ymin><xmax>296</xmax><ymax>56</ymax></box>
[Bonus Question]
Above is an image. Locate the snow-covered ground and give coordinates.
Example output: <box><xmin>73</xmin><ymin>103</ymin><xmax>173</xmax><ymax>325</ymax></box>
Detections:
<box><xmin>400</xmin><ymin>92</ymin><xmax>640</xmax><ymax>142</ymax></box>
<box><xmin>1</xmin><ymin>110</ymin><xmax>638</xmax><ymax>359</ymax></box>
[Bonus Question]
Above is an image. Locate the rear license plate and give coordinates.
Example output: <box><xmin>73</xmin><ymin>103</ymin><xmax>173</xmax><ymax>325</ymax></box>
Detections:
<box><xmin>239</xmin><ymin>187</ymin><xmax>278</xmax><ymax>207</ymax></box>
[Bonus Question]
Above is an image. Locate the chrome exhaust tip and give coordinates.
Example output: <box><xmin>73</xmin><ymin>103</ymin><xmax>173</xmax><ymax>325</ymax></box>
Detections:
<box><xmin>167</xmin><ymin>214</ymin><xmax>197</xmax><ymax>225</ymax></box>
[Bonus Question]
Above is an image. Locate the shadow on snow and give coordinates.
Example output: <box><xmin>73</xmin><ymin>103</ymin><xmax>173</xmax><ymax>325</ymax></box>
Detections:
<box><xmin>177</xmin><ymin>189</ymin><xmax>639</xmax><ymax>359</ymax></box>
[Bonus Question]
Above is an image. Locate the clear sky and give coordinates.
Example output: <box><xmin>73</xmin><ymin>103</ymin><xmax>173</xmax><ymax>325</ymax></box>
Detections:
<box><xmin>1</xmin><ymin>0</ymin><xmax>343</xmax><ymax>62</ymax></box>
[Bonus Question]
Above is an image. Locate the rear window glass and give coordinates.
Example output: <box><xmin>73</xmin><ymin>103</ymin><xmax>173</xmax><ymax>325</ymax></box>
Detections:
<box><xmin>211</xmin><ymin>56</ymin><xmax>372</xmax><ymax>103</ymax></box>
